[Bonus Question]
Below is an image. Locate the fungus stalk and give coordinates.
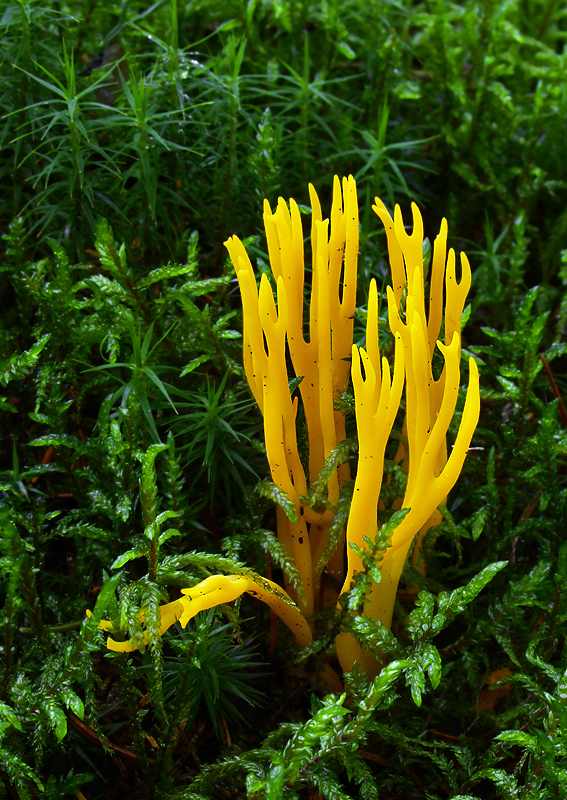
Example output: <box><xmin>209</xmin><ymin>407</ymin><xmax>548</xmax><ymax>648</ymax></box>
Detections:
<box><xmin>225</xmin><ymin>175</ymin><xmax>359</xmax><ymax>616</ymax></box>
<box><xmin>335</xmin><ymin>199</ymin><xmax>480</xmax><ymax>676</ymax></box>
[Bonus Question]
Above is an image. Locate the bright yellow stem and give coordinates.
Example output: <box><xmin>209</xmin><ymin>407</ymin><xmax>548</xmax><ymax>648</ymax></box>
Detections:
<box><xmin>335</xmin><ymin>200</ymin><xmax>480</xmax><ymax>676</ymax></box>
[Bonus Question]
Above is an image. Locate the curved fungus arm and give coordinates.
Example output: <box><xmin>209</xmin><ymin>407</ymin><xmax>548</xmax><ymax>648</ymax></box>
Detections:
<box><xmin>93</xmin><ymin>574</ymin><xmax>313</xmax><ymax>653</ymax></box>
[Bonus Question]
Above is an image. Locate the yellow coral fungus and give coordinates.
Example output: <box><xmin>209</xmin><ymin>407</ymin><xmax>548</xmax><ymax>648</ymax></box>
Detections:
<box><xmin>93</xmin><ymin>178</ymin><xmax>480</xmax><ymax>680</ymax></box>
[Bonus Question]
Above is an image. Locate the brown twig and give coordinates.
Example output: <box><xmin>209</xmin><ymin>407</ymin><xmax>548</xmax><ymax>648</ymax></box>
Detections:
<box><xmin>540</xmin><ymin>354</ymin><xmax>567</xmax><ymax>427</ymax></box>
<box><xmin>68</xmin><ymin>712</ymin><xmax>139</xmax><ymax>763</ymax></box>
<box><xmin>358</xmin><ymin>750</ymin><xmax>388</xmax><ymax>765</ymax></box>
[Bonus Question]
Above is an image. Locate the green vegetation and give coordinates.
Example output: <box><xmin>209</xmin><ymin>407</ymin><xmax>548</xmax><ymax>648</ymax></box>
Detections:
<box><xmin>1</xmin><ymin>0</ymin><xmax>567</xmax><ymax>798</ymax></box>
